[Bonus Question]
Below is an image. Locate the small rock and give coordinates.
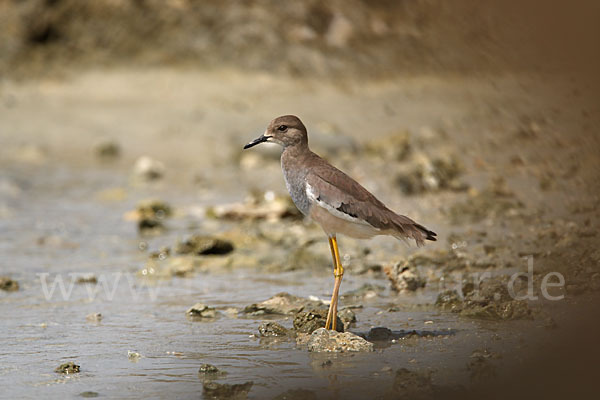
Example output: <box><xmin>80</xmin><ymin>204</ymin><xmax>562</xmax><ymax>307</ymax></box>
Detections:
<box><xmin>138</xmin><ymin>217</ymin><xmax>165</xmax><ymax>233</ymax></box>
<box><xmin>86</xmin><ymin>313</ymin><xmax>103</xmax><ymax>323</ymax></box>
<box><xmin>127</xmin><ymin>351</ymin><xmax>141</xmax><ymax>362</ymax></box>
<box><xmin>77</xmin><ymin>274</ymin><xmax>98</xmax><ymax>284</ymax></box>
<box><xmin>208</xmin><ymin>190</ymin><xmax>301</xmax><ymax>222</ymax></box>
<box><xmin>127</xmin><ymin>199</ymin><xmax>173</xmax><ymax>234</ymax></box>
<box><xmin>385</xmin><ymin>262</ymin><xmax>426</xmax><ymax>293</ymax></box>
<box><xmin>460</xmin><ymin>301</ymin><xmax>531</xmax><ymax>320</ymax></box>
<box><xmin>135</xmin><ymin>199</ymin><xmax>173</xmax><ymax>220</ymax></box>
<box><xmin>166</xmin><ymin>256</ymin><xmax>196</xmax><ymax>277</ymax></box>
<box><xmin>396</xmin><ymin>153</ymin><xmax>466</xmax><ymax>195</ymax></box>
<box><xmin>435</xmin><ymin>290</ymin><xmax>463</xmax><ymax>312</ymax></box>
<box><xmin>258</xmin><ymin>321</ymin><xmax>291</xmax><ymax>337</ymax></box>
<box><xmin>0</xmin><ymin>276</ymin><xmax>19</xmax><ymax>292</ymax></box>
<box><xmin>202</xmin><ymin>381</ymin><xmax>253</xmax><ymax>399</ymax></box>
<box><xmin>293</xmin><ymin>309</ymin><xmax>343</xmax><ymax>333</ymax></box>
<box><xmin>79</xmin><ymin>392</ymin><xmax>99</xmax><ymax>398</ymax></box>
<box><xmin>307</xmin><ymin>328</ymin><xmax>374</xmax><ymax>352</ymax></box>
<box><xmin>366</xmin><ymin>327</ymin><xmax>394</xmax><ymax>341</ymax></box>
<box><xmin>337</xmin><ymin>307</ymin><xmax>357</xmax><ymax>329</ymax></box>
<box><xmin>460</xmin><ymin>277</ymin><xmax>532</xmax><ymax>320</ymax></box>
<box><xmin>55</xmin><ymin>362</ymin><xmax>80</xmax><ymax>374</ymax></box>
<box><xmin>132</xmin><ymin>156</ymin><xmax>165</xmax><ymax>181</ymax></box>
<box><xmin>175</xmin><ymin>235</ymin><xmax>234</xmax><ymax>256</ymax></box>
<box><xmin>95</xmin><ymin>140</ymin><xmax>120</xmax><ymax>159</ymax></box>
<box><xmin>186</xmin><ymin>303</ymin><xmax>218</xmax><ymax>319</ymax></box>
<box><xmin>198</xmin><ymin>363</ymin><xmax>220</xmax><ymax>374</ymax></box>
<box><xmin>243</xmin><ymin>292</ymin><xmax>322</xmax><ymax>316</ymax></box>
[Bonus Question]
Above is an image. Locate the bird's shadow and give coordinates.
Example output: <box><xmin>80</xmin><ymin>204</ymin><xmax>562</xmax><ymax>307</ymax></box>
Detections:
<box><xmin>355</xmin><ymin>326</ymin><xmax>457</xmax><ymax>349</ymax></box>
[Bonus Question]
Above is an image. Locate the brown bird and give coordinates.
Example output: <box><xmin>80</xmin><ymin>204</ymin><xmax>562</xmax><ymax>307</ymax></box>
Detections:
<box><xmin>244</xmin><ymin>115</ymin><xmax>436</xmax><ymax>330</ymax></box>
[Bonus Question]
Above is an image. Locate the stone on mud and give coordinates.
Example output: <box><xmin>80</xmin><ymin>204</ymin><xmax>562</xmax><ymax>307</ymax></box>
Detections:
<box><xmin>186</xmin><ymin>303</ymin><xmax>218</xmax><ymax>319</ymax></box>
<box><xmin>258</xmin><ymin>321</ymin><xmax>292</xmax><ymax>337</ymax></box>
<box><xmin>94</xmin><ymin>140</ymin><xmax>120</xmax><ymax>159</ymax></box>
<box><xmin>392</xmin><ymin>248</ymin><xmax>497</xmax><ymax>277</ymax></box>
<box><xmin>136</xmin><ymin>199</ymin><xmax>173</xmax><ymax>220</ymax></box>
<box><xmin>385</xmin><ymin>262</ymin><xmax>426</xmax><ymax>293</ymax></box>
<box><xmin>166</xmin><ymin>256</ymin><xmax>197</xmax><ymax>277</ymax></box>
<box><xmin>460</xmin><ymin>300</ymin><xmax>532</xmax><ymax>321</ymax></box>
<box><xmin>366</xmin><ymin>327</ymin><xmax>395</xmax><ymax>342</ymax></box>
<box><xmin>127</xmin><ymin>351</ymin><xmax>141</xmax><ymax>362</ymax></box>
<box><xmin>243</xmin><ymin>292</ymin><xmax>323</xmax><ymax>316</ymax></box>
<box><xmin>307</xmin><ymin>328</ymin><xmax>374</xmax><ymax>352</ymax></box>
<box><xmin>79</xmin><ymin>391</ymin><xmax>99</xmax><ymax>398</ymax></box>
<box><xmin>293</xmin><ymin>309</ymin><xmax>343</xmax><ymax>333</ymax></box>
<box><xmin>202</xmin><ymin>381</ymin><xmax>253</xmax><ymax>399</ymax></box>
<box><xmin>175</xmin><ymin>235</ymin><xmax>234</xmax><ymax>256</ymax></box>
<box><xmin>396</xmin><ymin>152</ymin><xmax>467</xmax><ymax>195</ymax></box>
<box><xmin>76</xmin><ymin>274</ymin><xmax>98</xmax><ymax>284</ymax></box>
<box><xmin>86</xmin><ymin>312</ymin><xmax>103</xmax><ymax>322</ymax></box>
<box><xmin>0</xmin><ymin>276</ymin><xmax>19</xmax><ymax>292</ymax></box>
<box><xmin>435</xmin><ymin>290</ymin><xmax>463</xmax><ymax>312</ymax></box>
<box><xmin>55</xmin><ymin>361</ymin><xmax>80</xmax><ymax>374</ymax></box>
<box><xmin>207</xmin><ymin>190</ymin><xmax>301</xmax><ymax>222</ymax></box>
<box><xmin>337</xmin><ymin>307</ymin><xmax>357</xmax><ymax>329</ymax></box>
<box><xmin>132</xmin><ymin>156</ymin><xmax>165</xmax><ymax>181</ymax></box>
<box><xmin>435</xmin><ymin>277</ymin><xmax>533</xmax><ymax>321</ymax></box>
<box><xmin>127</xmin><ymin>199</ymin><xmax>172</xmax><ymax>234</ymax></box>
<box><xmin>198</xmin><ymin>363</ymin><xmax>221</xmax><ymax>374</ymax></box>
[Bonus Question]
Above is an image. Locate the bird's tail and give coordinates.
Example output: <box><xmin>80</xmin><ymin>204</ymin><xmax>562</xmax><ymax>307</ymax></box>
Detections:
<box><xmin>390</xmin><ymin>214</ymin><xmax>437</xmax><ymax>247</ymax></box>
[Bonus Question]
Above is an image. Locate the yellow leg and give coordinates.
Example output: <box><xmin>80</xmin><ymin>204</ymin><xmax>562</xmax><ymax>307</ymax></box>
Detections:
<box><xmin>325</xmin><ymin>236</ymin><xmax>344</xmax><ymax>331</ymax></box>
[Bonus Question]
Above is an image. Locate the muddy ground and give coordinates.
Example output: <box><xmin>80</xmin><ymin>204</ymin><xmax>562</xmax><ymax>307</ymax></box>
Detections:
<box><xmin>1</xmin><ymin>67</ymin><xmax>599</xmax><ymax>399</ymax></box>
<box><xmin>1</xmin><ymin>1</ymin><xmax>600</xmax><ymax>400</ymax></box>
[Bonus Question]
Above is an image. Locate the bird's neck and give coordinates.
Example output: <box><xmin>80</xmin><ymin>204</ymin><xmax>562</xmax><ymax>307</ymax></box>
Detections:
<box><xmin>282</xmin><ymin>141</ymin><xmax>310</xmax><ymax>159</ymax></box>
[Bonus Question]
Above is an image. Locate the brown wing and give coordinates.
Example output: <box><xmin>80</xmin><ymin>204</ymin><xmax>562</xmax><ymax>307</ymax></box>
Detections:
<box><xmin>306</xmin><ymin>154</ymin><xmax>437</xmax><ymax>246</ymax></box>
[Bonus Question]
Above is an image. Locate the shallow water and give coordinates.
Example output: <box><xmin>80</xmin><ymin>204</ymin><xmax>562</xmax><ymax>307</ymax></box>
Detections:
<box><xmin>0</xmin><ymin>161</ymin><xmax>570</xmax><ymax>399</ymax></box>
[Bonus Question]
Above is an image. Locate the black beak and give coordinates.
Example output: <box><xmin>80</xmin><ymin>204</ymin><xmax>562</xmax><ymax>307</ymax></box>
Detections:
<box><xmin>243</xmin><ymin>135</ymin><xmax>270</xmax><ymax>149</ymax></box>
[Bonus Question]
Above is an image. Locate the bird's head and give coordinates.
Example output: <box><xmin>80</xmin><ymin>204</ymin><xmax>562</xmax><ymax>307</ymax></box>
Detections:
<box><xmin>244</xmin><ymin>115</ymin><xmax>307</xmax><ymax>149</ymax></box>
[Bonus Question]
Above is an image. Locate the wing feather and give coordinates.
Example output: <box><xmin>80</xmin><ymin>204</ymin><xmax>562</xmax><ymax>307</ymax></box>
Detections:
<box><xmin>305</xmin><ymin>154</ymin><xmax>437</xmax><ymax>245</ymax></box>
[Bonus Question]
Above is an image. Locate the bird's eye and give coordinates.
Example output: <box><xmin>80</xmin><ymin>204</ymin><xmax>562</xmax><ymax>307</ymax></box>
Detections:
<box><xmin>277</xmin><ymin>125</ymin><xmax>288</xmax><ymax>132</ymax></box>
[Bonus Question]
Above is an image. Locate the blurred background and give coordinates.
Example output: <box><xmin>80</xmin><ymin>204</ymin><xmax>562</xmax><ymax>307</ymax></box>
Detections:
<box><xmin>1</xmin><ymin>0</ymin><xmax>599</xmax><ymax>77</ymax></box>
<box><xmin>0</xmin><ymin>1</ymin><xmax>599</xmax><ymax>399</ymax></box>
